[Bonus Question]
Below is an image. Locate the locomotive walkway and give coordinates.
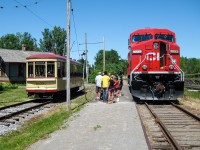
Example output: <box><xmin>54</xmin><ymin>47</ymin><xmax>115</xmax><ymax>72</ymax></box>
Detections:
<box><xmin>28</xmin><ymin>84</ymin><xmax>148</xmax><ymax>150</ymax></box>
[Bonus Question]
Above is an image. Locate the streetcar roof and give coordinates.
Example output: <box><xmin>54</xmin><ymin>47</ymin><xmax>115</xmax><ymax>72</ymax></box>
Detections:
<box><xmin>26</xmin><ymin>53</ymin><xmax>65</xmax><ymax>60</ymax></box>
<box><xmin>26</xmin><ymin>53</ymin><xmax>81</xmax><ymax>64</ymax></box>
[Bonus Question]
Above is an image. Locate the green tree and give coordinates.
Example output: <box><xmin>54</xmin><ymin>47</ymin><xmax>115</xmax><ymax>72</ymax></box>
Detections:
<box><xmin>39</xmin><ymin>28</ymin><xmax>53</xmax><ymax>52</ymax></box>
<box><xmin>89</xmin><ymin>49</ymin><xmax>127</xmax><ymax>83</ymax></box>
<box><xmin>16</xmin><ymin>32</ymin><xmax>38</xmax><ymax>50</ymax></box>
<box><xmin>0</xmin><ymin>34</ymin><xmax>20</xmax><ymax>49</ymax></box>
<box><xmin>0</xmin><ymin>33</ymin><xmax>38</xmax><ymax>50</ymax></box>
<box><xmin>94</xmin><ymin>49</ymin><xmax>121</xmax><ymax>71</ymax></box>
<box><xmin>180</xmin><ymin>56</ymin><xmax>200</xmax><ymax>76</ymax></box>
<box><xmin>39</xmin><ymin>26</ymin><xmax>66</xmax><ymax>55</ymax></box>
<box><xmin>53</xmin><ymin>26</ymin><xmax>66</xmax><ymax>55</ymax></box>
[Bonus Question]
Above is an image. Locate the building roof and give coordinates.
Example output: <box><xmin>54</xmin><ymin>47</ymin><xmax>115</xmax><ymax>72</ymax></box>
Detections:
<box><xmin>0</xmin><ymin>49</ymin><xmax>52</xmax><ymax>63</ymax></box>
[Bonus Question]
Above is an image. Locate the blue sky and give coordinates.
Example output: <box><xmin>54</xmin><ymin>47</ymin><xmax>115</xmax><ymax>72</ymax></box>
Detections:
<box><xmin>0</xmin><ymin>0</ymin><xmax>200</xmax><ymax>65</ymax></box>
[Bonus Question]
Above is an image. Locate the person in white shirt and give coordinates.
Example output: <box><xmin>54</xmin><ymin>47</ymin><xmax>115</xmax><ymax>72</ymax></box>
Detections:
<box><xmin>95</xmin><ymin>72</ymin><xmax>102</xmax><ymax>100</ymax></box>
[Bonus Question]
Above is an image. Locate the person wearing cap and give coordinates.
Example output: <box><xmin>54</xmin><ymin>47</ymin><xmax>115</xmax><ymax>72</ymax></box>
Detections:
<box><xmin>95</xmin><ymin>72</ymin><xmax>102</xmax><ymax>100</ymax></box>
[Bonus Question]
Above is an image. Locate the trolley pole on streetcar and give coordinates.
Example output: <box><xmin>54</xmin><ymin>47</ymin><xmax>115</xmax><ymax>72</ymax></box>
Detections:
<box><xmin>66</xmin><ymin>0</ymin><xmax>71</xmax><ymax>111</ymax></box>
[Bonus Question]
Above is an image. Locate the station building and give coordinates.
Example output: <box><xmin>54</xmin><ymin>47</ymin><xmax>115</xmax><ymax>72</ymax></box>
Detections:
<box><xmin>0</xmin><ymin>48</ymin><xmax>50</xmax><ymax>83</ymax></box>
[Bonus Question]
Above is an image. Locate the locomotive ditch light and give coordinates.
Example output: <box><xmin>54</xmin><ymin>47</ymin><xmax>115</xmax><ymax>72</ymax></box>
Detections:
<box><xmin>153</xmin><ymin>42</ymin><xmax>159</xmax><ymax>50</ymax></box>
<box><xmin>142</xmin><ymin>65</ymin><xmax>148</xmax><ymax>70</ymax></box>
<box><xmin>132</xmin><ymin>50</ymin><xmax>142</xmax><ymax>54</ymax></box>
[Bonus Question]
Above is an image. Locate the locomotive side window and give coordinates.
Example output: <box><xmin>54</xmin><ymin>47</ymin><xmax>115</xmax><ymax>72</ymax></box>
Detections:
<box><xmin>132</xmin><ymin>34</ymin><xmax>152</xmax><ymax>42</ymax></box>
<box><xmin>28</xmin><ymin>62</ymin><xmax>33</xmax><ymax>77</ymax></box>
<box><xmin>47</xmin><ymin>62</ymin><xmax>55</xmax><ymax>77</ymax></box>
<box><xmin>35</xmin><ymin>61</ymin><xmax>45</xmax><ymax>77</ymax></box>
<box><xmin>155</xmin><ymin>34</ymin><xmax>174</xmax><ymax>42</ymax></box>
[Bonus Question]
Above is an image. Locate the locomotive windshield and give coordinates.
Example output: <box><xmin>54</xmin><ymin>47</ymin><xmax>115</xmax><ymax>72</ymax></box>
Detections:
<box><xmin>155</xmin><ymin>34</ymin><xmax>174</xmax><ymax>42</ymax></box>
<box><xmin>132</xmin><ymin>34</ymin><xmax>153</xmax><ymax>42</ymax></box>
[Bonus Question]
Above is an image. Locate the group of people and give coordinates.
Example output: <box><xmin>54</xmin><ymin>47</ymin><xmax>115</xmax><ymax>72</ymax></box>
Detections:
<box><xmin>95</xmin><ymin>71</ymin><xmax>123</xmax><ymax>104</ymax></box>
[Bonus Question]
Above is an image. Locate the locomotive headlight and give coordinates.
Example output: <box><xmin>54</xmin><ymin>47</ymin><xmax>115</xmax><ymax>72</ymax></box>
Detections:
<box><xmin>169</xmin><ymin>65</ymin><xmax>174</xmax><ymax>70</ymax></box>
<box><xmin>132</xmin><ymin>50</ymin><xmax>142</xmax><ymax>54</ymax></box>
<box><xmin>154</xmin><ymin>42</ymin><xmax>159</xmax><ymax>50</ymax></box>
<box><xmin>142</xmin><ymin>65</ymin><xmax>148</xmax><ymax>70</ymax></box>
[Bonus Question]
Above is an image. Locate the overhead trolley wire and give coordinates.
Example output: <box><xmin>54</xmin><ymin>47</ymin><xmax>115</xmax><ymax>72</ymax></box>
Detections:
<box><xmin>71</xmin><ymin>1</ymin><xmax>81</xmax><ymax>58</ymax></box>
<box><xmin>0</xmin><ymin>0</ymin><xmax>44</xmax><ymax>9</ymax></box>
<box><xmin>13</xmin><ymin>0</ymin><xmax>52</xmax><ymax>28</ymax></box>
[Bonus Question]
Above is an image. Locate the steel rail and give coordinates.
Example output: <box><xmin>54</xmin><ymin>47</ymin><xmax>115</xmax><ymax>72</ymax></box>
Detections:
<box><xmin>171</xmin><ymin>102</ymin><xmax>200</xmax><ymax>121</ymax></box>
<box><xmin>144</xmin><ymin>102</ymin><xmax>182</xmax><ymax>150</ymax></box>
<box><xmin>0</xmin><ymin>99</ymin><xmax>39</xmax><ymax>110</ymax></box>
<box><xmin>0</xmin><ymin>100</ymin><xmax>52</xmax><ymax>121</ymax></box>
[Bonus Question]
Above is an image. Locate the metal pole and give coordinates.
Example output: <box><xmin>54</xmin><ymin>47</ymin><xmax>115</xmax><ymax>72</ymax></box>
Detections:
<box><xmin>66</xmin><ymin>0</ymin><xmax>71</xmax><ymax>111</ymax></box>
<box><xmin>85</xmin><ymin>33</ymin><xmax>88</xmax><ymax>83</ymax></box>
<box><xmin>103</xmin><ymin>36</ymin><xmax>105</xmax><ymax>72</ymax></box>
<box><xmin>82</xmin><ymin>55</ymin><xmax>85</xmax><ymax>80</ymax></box>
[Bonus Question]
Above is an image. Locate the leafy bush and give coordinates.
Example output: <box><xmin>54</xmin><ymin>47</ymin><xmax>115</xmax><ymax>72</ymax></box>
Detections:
<box><xmin>0</xmin><ymin>82</ymin><xmax>18</xmax><ymax>91</ymax></box>
<box><xmin>88</xmin><ymin>70</ymin><xmax>101</xmax><ymax>83</ymax></box>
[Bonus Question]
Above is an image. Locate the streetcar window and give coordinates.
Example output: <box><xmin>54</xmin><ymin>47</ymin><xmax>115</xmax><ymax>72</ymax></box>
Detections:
<box><xmin>62</xmin><ymin>62</ymin><xmax>66</xmax><ymax>77</ymax></box>
<box><xmin>77</xmin><ymin>65</ymin><xmax>82</xmax><ymax>77</ymax></box>
<box><xmin>47</xmin><ymin>62</ymin><xmax>55</xmax><ymax>77</ymax></box>
<box><xmin>155</xmin><ymin>34</ymin><xmax>174</xmax><ymax>42</ymax></box>
<box><xmin>35</xmin><ymin>61</ymin><xmax>45</xmax><ymax>77</ymax></box>
<box><xmin>57</xmin><ymin>62</ymin><xmax>61</xmax><ymax>77</ymax></box>
<box><xmin>70</xmin><ymin>63</ymin><xmax>74</xmax><ymax>76</ymax></box>
<box><xmin>28</xmin><ymin>62</ymin><xmax>33</xmax><ymax>77</ymax></box>
<box><xmin>132</xmin><ymin>34</ymin><xmax>153</xmax><ymax>42</ymax></box>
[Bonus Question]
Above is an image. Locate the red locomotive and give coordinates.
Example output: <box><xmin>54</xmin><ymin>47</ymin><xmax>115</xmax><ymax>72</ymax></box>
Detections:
<box><xmin>127</xmin><ymin>28</ymin><xmax>184</xmax><ymax>100</ymax></box>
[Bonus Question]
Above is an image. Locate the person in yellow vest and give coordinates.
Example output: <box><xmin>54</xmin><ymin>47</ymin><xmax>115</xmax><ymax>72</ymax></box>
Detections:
<box><xmin>101</xmin><ymin>71</ymin><xmax>110</xmax><ymax>102</ymax></box>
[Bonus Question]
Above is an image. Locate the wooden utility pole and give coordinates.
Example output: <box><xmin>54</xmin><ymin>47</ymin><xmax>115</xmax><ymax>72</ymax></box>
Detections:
<box><xmin>85</xmin><ymin>33</ymin><xmax>88</xmax><ymax>83</ymax></box>
<box><xmin>66</xmin><ymin>0</ymin><xmax>71</xmax><ymax>111</ymax></box>
<box><xmin>103</xmin><ymin>36</ymin><xmax>105</xmax><ymax>72</ymax></box>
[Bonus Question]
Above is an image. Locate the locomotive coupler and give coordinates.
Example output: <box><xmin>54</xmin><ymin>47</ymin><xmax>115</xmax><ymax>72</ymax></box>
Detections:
<box><xmin>153</xmin><ymin>83</ymin><xmax>165</xmax><ymax>99</ymax></box>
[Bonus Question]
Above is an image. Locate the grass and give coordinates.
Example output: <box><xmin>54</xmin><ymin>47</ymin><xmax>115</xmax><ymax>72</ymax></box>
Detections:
<box><xmin>0</xmin><ymin>85</ymin><xmax>96</xmax><ymax>150</ymax></box>
<box><xmin>0</xmin><ymin>107</ymin><xmax>69</xmax><ymax>150</ymax></box>
<box><xmin>0</xmin><ymin>83</ymin><xmax>29</xmax><ymax>107</ymax></box>
<box><xmin>184</xmin><ymin>88</ymin><xmax>200</xmax><ymax>100</ymax></box>
<box><xmin>0</xmin><ymin>88</ymin><xmax>31</xmax><ymax>107</ymax></box>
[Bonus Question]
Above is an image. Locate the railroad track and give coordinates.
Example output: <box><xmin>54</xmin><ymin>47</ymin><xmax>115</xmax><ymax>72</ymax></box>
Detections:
<box><xmin>185</xmin><ymin>78</ymin><xmax>200</xmax><ymax>90</ymax></box>
<box><xmin>0</xmin><ymin>99</ymin><xmax>56</xmax><ymax>135</ymax></box>
<box><xmin>137</xmin><ymin>102</ymin><xmax>200</xmax><ymax>150</ymax></box>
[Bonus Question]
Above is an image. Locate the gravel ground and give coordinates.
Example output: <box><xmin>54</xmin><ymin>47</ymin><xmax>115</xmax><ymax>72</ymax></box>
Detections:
<box><xmin>27</xmin><ymin>85</ymin><xmax>148</xmax><ymax>150</ymax></box>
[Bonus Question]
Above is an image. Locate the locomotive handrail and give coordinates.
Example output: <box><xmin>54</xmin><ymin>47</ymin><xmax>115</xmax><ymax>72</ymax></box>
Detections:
<box><xmin>166</xmin><ymin>54</ymin><xmax>185</xmax><ymax>81</ymax></box>
<box><xmin>130</xmin><ymin>53</ymin><xmax>185</xmax><ymax>82</ymax></box>
<box><xmin>130</xmin><ymin>54</ymin><xmax>148</xmax><ymax>82</ymax></box>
